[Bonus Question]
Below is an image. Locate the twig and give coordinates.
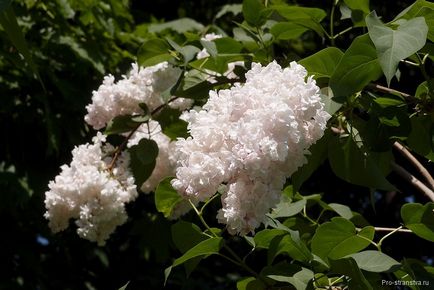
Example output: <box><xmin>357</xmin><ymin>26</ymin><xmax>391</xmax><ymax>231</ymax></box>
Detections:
<box><xmin>400</xmin><ymin>59</ymin><xmax>419</xmax><ymax>67</ymax></box>
<box><xmin>332</xmin><ymin>26</ymin><xmax>353</xmax><ymax>39</ymax></box>
<box><xmin>393</xmin><ymin>141</ymin><xmax>434</xmax><ymax>190</ymax></box>
<box><xmin>331</xmin><ymin>126</ymin><xmax>344</xmax><ymax>134</ymax></box>
<box><xmin>330</xmin><ymin>126</ymin><xmax>434</xmax><ymax>201</ymax></box>
<box><xmin>371</xmin><ymin>227</ymin><xmax>412</xmax><ymax>233</ymax></box>
<box><xmin>107</xmin><ymin>125</ymin><xmax>141</xmax><ymax>171</ymax></box>
<box><xmin>377</xmin><ymin>226</ymin><xmax>406</xmax><ymax>251</ymax></box>
<box><xmin>391</xmin><ymin>161</ymin><xmax>434</xmax><ymax>202</ymax></box>
<box><xmin>107</xmin><ymin>96</ymin><xmax>180</xmax><ymax>171</ymax></box>
<box><xmin>367</xmin><ymin>83</ymin><xmax>412</xmax><ymax>99</ymax></box>
<box><xmin>329</xmin><ymin>1</ymin><xmax>336</xmax><ymax>46</ymax></box>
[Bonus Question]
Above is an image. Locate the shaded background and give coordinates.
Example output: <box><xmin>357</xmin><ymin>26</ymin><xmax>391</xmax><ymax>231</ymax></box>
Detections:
<box><xmin>0</xmin><ymin>0</ymin><xmax>431</xmax><ymax>289</ymax></box>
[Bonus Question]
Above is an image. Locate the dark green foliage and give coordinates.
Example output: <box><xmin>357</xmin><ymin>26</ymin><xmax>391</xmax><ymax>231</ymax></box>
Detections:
<box><xmin>1</xmin><ymin>0</ymin><xmax>434</xmax><ymax>289</ymax></box>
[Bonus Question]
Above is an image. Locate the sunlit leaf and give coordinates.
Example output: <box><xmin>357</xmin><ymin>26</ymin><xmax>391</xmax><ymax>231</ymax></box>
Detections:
<box><xmin>395</xmin><ymin>0</ymin><xmax>434</xmax><ymax>42</ymax></box>
<box><xmin>311</xmin><ymin>217</ymin><xmax>375</xmax><ymax>261</ymax></box>
<box><xmin>272</xmin><ymin>5</ymin><xmax>326</xmax><ymax>36</ymax></box>
<box><xmin>215</xmin><ymin>4</ymin><xmax>242</xmax><ymax>19</ymax></box>
<box><xmin>148</xmin><ymin>18</ymin><xmax>204</xmax><ymax>34</ymax></box>
<box><xmin>343</xmin><ymin>0</ymin><xmax>370</xmax><ymax>26</ymax></box>
<box><xmin>366</xmin><ymin>12</ymin><xmax>428</xmax><ymax>86</ymax></box>
<box><xmin>268</xmin><ymin>232</ymin><xmax>312</xmax><ymax>263</ymax></box>
<box><xmin>401</xmin><ymin>202</ymin><xmax>434</xmax><ymax>242</ymax></box>
<box><xmin>299</xmin><ymin>47</ymin><xmax>343</xmax><ymax>79</ymax></box>
<box><xmin>330</xmin><ymin>34</ymin><xmax>382</xmax><ymax>97</ymax></box>
<box><xmin>155</xmin><ymin>177</ymin><xmax>184</xmax><ymax>218</ymax></box>
<box><xmin>347</xmin><ymin>250</ymin><xmax>400</xmax><ymax>272</ymax></box>
<box><xmin>270</xmin><ymin>22</ymin><xmax>308</xmax><ymax>40</ymax></box>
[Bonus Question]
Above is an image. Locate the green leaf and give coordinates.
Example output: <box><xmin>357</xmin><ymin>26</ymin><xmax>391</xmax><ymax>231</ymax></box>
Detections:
<box><xmin>175</xmin><ymin>79</ymin><xmax>215</xmax><ymax>100</ymax></box>
<box><xmin>415</xmin><ymin>79</ymin><xmax>434</xmax><ymax>100</ymax></box>
<box><xmin>340</xmin><ymin>4</ymin><xmax>352</xmax><ymax>20</ymax></box>
<box><xmin>292</xmin><ymin>132</ymin><xmax>330</xmax><ymax>192</ymax></box>
<box><xmin>269</xmin><ymin>199</ymin><xmax>306</xmax><ymax>219</ymax></box>
<box><xmin>330</xmin><ymin>34</ymin><xmax>382</xmax><ymax>97</ymax></box>
<box><xmin>129</xmin><ymin>138</ymin><xmax>159</xmax><ymax>187</ymax></box>
<box><xmin>153</xmin><ymin>107</ymin><xmax>188</xmax><ymax>140</ymax></box>
<box><xmin>254</xmin><ymin>229</ymin><xmax>286</xmax><ymax>249</ymax></box>
<box><xmin>366</xmin><ymin>12</ymin><xmax>428</xmax><ymax>86</ymax></box>
<box><xmin>394</xmin><ymin>0</ymin><xmax>434</xmax><ymax>42</ymax></box>
<box><xmin>312</xmin><ymin>273</ymin><xmax>330</xmax><ymax>288</ymax></box>
<box><xmin>237</xmin><ymin>277</ymin><xmax>266</xmax><ymax>290</ymax></box>
<box><xmin>373</xmin><ymin>97</ymin><xmax>405</xmax><ymax>108</ymax></box>
<box><xmin>347</xmin><ymin>250</ymin><xmax>400</xmax><ymax>272</ymax></box>
<box><xmin>56</xmin><ymin>0</ymin><xmax>75</xmax><ymax>19</ymax></box>
<box><xmin>268</xmin><ymin>232</ymin><xmax>313</xmax><ymax>263</ymax></box>
<box><xmin>215</xmin><ymin>4</ymin><xmax>242</xmax><ymax>19</ymax></box>
<box><xmin>214</xmin><ymin>37</ymin><xmax>244</xmax><ymax>54</ymax></box>
<box><xmin>0</xmin><ymin>6</ymin><xmax>42</xmax><ymax>82</ymax></box>
<box><xmin>344</xmin><ymin>0</ymin><xmax>370</xmax><ymax>14</ymax></box>
<box><xmin>407</xmin><ymin>115</ymin><xmax>434</xmax><ymax>162</ymax></box>
<box><xmin>274</xmin><ymin>5</ymin><xmax>326</xmax><ymax>22</ymax></box>
<box><xmin>118</xmin><ymin>281</ymin><xmax>129</xmax><ymax>290</ymax></box>
<box><xmin>328</xmin><ymin>136</ymin><xmax>395</xmax><ymax>190</ymax></box>
<box><xmin>399</xmin><ymin>258</ymin><xmax>434</xmax><ymax>288</ymax></box>
<box><xmin>242</xmin><ymin>0</ymin><xmax>266</xmax><ymax>27</ymax></box>
<box><xmin>165</xmin><ymin>38</ymin><xmax>201</xmax><ymax>65</ymax></box>
<box><xmin>270</xmin><ymin>22</ymin><xmax>308</xmax><ymax>40</ymax></box>
<box><xmin>171</xmin><ymin>221</ymin><xmax>205</xmax><ymax>253</ymax></box>
<box><xmin>401</xmin><ymin>202</ymin><xmax>434</xmax><ymax>242</ymax></box>
<box><xmin>329</xmin><ymin>257</ymin><xmax>373</xmax><ymax>289</ymax></box>
<box><xmin>148</xmin><ymin>18</ymin><xmax>204</xmax><ymax>34</ymax></box>
<box><xmin>299</xmin><ymin>47</ymin><xmax>344</xmax><ymax>79</ymax></box>
<box><xmin>272</xmin><ymin>5</ymin><xmax>326</xmax><ymax>36</ymax></box>
<box><xmin>155</xmin><ymin>177</ymin><xmax>184</xmax><ymax>218</ymax></box>
<box><xmin>329</xmin><ymin>203</ymin><xmax>354</xmax><ymax>220</ymax></box>
<box><xmin>199</xmin><ymin>39</ymin><xmax>216</xmax><ymax>58</ymax></box>
<box><xmin>172</xmin><ymin>237</ymin><xmax>223</xmax><ymax>267</ymax></box>
<box><xmin>137</xmin><ymin>38</ymin><xmax>172</xmax><ymax>67</ymax></box>
<box><xmin>343</xmin><ymin>0</ymin><xmax>370</xmax><ymax>26</ymax></box>
<box><xmin>104</xmin><ymin>115</ymin><xmax>143</xmax><ymax>135</ymax></box>
<box><xmin>311</xmin><ymin>217</ymin><xmax>375</xmax><ymax>261</ymax></box>
<box><xmin>171</xmin><ymin>221</ymin><xmax>207</xmax><ymax>275</ymax></box>
<box><xmin>320</xmin><ymin>87</ymin><xmax>342</xmax><ymax>115</ymax></box>
<box><xmin>133</xmin><ymin>138</ymin><xmax>158</xmax><ymax>165</ymax></box>
<box><xmin>138</xmin><ymin>103</ymin><xmax>149</xmax><ymax>115</ymax></box>
<box><xmin>180</xmin><ymin>45</ymin><xmax>201</xmax><ymax>64</ymax></box>
<box><xmin>190</xmin><ymin>53</ymin><xmax>246</xmax><ymax>74</ymax></box>
<box><xmin>261</xmin><ymin>263</ymin><xmax>314</xmax><ymax>290</ymax></box>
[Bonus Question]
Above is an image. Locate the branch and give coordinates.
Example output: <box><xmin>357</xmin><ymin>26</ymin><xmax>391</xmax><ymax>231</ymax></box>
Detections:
<box><xmin>107</xmin><ymin>125</ymin><xmax>141</xmax><ymax>171</ymax></box>
<box><xmin>367</xmin><ymin>83</ymin><xmax>413</xmax><ymax>99</ymax></box>
<box><xmin>107</xmin><ymin>96</ymin><xmax>180</xmax><ymax>171</ymax></box>
<box><xmin>393</xmin><ymin>141</ymin><xmax>434</xmax><ymax>190</ymax></box>
<box><xmin>372</xmin><ymin>227</ymin><xmax>412</xmax><ymax>233</ymax></box>
<box><xmin>330</xmin><ymin>126</ymin><xmax>434</xmax><ymax>201</ymax></box>
<box><xmin>390</xmin><ymin>161</ymin><xmax>434</xmax><ymax>202</ymax></box>
<box><xmin>330</xmin><ymin>126</ymin><xmax>344</xmax><ymax>134</ymax></box>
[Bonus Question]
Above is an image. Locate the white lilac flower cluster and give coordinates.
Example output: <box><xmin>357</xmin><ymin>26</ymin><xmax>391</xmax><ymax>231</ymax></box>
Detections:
<box><xmin>45</xmin><ymin>58</ymin><xmax>330</xmax><ymax>244</ymax></box>
<box><xmin>172</xmin><ymin>61</ymin><xmax>330</xmax><ymax>235</ymax></box>
<box><xmin>84</xmin><ymin>62</ymin><xmax>191</xmax><ymax>130</ymax></box>
<box><xmin>44</xmin><ymin>133</ymin><xmax>137</xmax><ymax>245</ymax></box>
<box><xmin>45</xmin><ymin>63</ymin><xmax>184</xmax><ymax>245</ymax></box>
